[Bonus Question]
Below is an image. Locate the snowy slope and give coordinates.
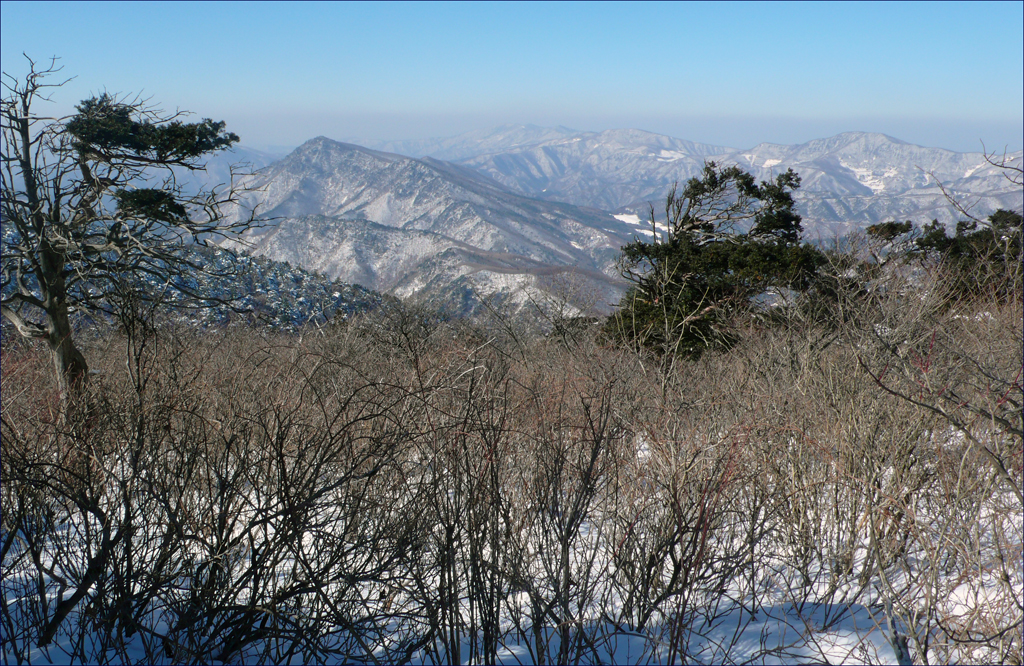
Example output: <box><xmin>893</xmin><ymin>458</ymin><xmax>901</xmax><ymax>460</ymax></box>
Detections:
<box><xmin>222</xmin><ymin>137</ymin><xmax>639</xmax><ymax>314</ymax></box>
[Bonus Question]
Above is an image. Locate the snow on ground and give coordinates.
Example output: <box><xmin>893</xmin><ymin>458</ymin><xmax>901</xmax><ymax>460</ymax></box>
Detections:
<box><xmin>3</xmin><ymin>372</ymin><xmax>1019</xmax><ymax>665</ymax></box>
<box><xmin>9</xmin><ymin>456</ymin><xmax>1017</xmax><ymax>666</ymax></box>
<box><xmin>839</xmin><ymin>161</ymin><xmax>900</xmax><ymax>194</ymax></box>
<box><xmin>5</xmin><ymin>499</ymin><xmax>1019</xmax><ymax>664</ymax></box>
<box><xmin>4</xmin><ymin>530</ymin><xmax>908</xmax><ymax>666</ymax></box>
<box><xmin>614</xmin><ymin>213</ymin><xmax>668</xmax><ymax>238</ymax></box>
<box><xmin>656</xmin><ymin>150</ymin><xmax>689</xmax><ymax>162</ymax></box>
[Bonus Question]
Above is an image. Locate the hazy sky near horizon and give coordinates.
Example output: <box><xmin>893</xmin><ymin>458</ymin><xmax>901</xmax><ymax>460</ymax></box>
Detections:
<box><xmin>2</xmin><ymin>1</ymin><xmax>1021</xmax><ymax>153</ymax></box>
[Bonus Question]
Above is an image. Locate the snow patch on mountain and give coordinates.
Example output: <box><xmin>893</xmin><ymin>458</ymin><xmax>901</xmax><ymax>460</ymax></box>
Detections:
<box><xmin>839</xmin><ymin>161</ymin><xmax>900</xmax><ymax>194</ymax></box>
<box><xmin>657</xmin><ymin>149</ymin><xmax>690</xmax><ymax>162</ymax></box>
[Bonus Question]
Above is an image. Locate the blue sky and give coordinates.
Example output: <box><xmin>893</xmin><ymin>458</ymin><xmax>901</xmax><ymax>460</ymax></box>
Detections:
<box><xmin>2</xmin><ymin>1</ymin><xmax>1021</xmax><ymax>152</ymax></box>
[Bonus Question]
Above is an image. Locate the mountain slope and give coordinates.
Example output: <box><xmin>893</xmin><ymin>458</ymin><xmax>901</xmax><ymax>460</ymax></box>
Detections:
<box><xmin>0</xmin><ymin>217</ymin><xmax>386</xmax><ymax>334</ymax></box>
<box><xmin>223</xmin><ymin>138</ymin><xmax>639</xmax><ymax>314</ymax></box>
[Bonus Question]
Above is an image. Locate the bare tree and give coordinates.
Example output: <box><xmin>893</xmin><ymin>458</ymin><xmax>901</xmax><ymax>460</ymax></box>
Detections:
<box><xmin>1</xmin><ymin>57</ymin><xmax>254</xmax><ymax>399</ymax></box>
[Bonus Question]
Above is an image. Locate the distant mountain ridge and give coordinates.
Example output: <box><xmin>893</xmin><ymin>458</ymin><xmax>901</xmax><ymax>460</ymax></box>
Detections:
<box><xmin>217</xmin><ymin>128</ymin><xmax>1021</xmax><ymax>237</ymax></box>
<box><xmin>717</xmin><ymin>132</ymin><xmax>1021</xmax><ymax>234</ymax></box>
<box><xmin>403</xmin><ymin>127</ymin><xmax>1022</xmax><ymax>235</ymax></box>
<box><xmin>450</xmin><ymin>127</ymin><xmax>735</xmax><ymax>212</ymax></box>
<box><xmin>363</xmin><ymin>124</ymin><xmax>584</xmax><ymax>161</ymax></box>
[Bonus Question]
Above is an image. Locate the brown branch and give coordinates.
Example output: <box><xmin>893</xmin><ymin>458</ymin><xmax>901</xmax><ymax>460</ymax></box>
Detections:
<box><xmin>857</xmin><ymin>354</ymin><xmax>1023</xmax><ymax>503</ymax></box>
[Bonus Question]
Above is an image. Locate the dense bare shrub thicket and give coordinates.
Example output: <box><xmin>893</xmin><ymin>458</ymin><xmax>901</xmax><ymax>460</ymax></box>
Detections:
<box><xmin>1</xmin><ymin>252</ymin><xmax>1021</xmax><ymax>664</ymax></box>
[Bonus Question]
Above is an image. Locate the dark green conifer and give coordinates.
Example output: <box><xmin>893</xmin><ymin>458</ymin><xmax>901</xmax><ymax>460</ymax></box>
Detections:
<box><xmin>607</xmin><ymin>162</ymin><xmax>823</xmax><ymax>357</ymax></box>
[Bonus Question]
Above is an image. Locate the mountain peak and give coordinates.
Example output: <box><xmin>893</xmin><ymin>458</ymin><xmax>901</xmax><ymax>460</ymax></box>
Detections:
<box><xmin>299</xmin><ymin>135</ymin><xmax>336</xmax><ymax>148</ymax></box>
<box><xmin>285</xmin><ymin>136</ymin><xmax>403</xmax><ymax>163</ymax></box>
<box><xmin>835</xmin><ymin>130</ymin><xmax>905</xmax><ymax>141</ymax></box>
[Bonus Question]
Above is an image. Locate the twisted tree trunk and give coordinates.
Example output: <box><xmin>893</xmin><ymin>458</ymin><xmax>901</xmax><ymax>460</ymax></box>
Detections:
<box><xmin>47</xmin><ymin>300</ymin><xmax>89</xmax><ymax>400</ymax></box>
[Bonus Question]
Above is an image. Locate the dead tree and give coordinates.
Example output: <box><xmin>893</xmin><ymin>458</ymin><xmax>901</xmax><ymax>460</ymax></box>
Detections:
<box><xmin>1</xmin><ymin>56</ymin><xmax>255</xmax><ymax>400</ymax></box>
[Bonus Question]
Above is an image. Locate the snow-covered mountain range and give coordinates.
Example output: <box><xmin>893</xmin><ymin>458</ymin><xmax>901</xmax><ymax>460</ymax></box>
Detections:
<box><xmin>222</xmin><ymin>137</ymin><xmax>639</xmax><ymax>315</ymax></box>
<box><xmin>452</xmin><ymin>127</ymin><xmax>733</xmax><ymax>213</ymax></box>
<box><xmin>406</xmin><ymin>126</ymin><xmax>1021</xmax><ymax>237</ymax></box>
<box><xmin>211</xmin><ymin>126</ymin><xmax>1021</xmax><ymax>314</ymax></box>
<box><xmin>715</xmin><ymin>133</ymin><xmax>1022</xmax><ymax>236</ymax></box>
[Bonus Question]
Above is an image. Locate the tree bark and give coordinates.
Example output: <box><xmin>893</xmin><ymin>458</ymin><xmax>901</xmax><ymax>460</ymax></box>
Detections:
<box><xmin>38</xmin><ymin>240</ymin><xmax>89</xmax><ymax>399</ymax></box>
<box><xmin>47</xmin><ymin>302</ymin><xmax>89</xmax><ymax>400</ymax></box>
